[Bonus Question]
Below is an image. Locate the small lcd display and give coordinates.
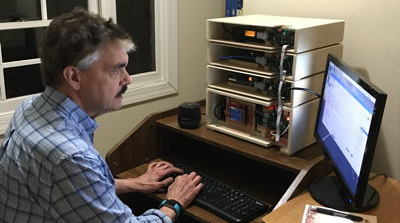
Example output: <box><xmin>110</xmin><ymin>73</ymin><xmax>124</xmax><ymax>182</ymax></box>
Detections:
<box><xmin>244</xmin><ymin>30</ymin><xmax>256</xmax><ymax>37</ymax></box>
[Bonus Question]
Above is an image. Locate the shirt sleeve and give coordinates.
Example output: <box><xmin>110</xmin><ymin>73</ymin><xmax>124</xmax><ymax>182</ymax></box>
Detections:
<box><xmin>48</xmin><ymin>152</ymin><xmax>173</xmax><ymax>223</ymax></box>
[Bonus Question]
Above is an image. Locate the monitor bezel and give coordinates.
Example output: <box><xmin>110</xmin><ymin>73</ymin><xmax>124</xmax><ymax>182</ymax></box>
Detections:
<box><xmin>314</xmin><ymin>54</ymin><xmax>387</xmax><ymax>207</ymax></box>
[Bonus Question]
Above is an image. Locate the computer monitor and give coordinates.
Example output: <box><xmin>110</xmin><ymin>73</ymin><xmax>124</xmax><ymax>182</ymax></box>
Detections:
<box><xmin>309</xmin><ymin>54</ymin><xmax>387</xmax><ymax>212</ymax></box>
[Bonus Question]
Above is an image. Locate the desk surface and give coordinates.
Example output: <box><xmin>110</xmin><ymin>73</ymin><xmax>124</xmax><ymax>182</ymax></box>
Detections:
<box><xmin>261</xmin><ymin>175</ymin><xmax>400</xmax><ymax>223</ymax></box>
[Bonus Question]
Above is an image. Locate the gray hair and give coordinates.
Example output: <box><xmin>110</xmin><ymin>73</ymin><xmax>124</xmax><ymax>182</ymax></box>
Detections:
<box><xmin>39</xmin><ymin>7</ymin><xmax>134</xmax><ymax>86</ymax></box>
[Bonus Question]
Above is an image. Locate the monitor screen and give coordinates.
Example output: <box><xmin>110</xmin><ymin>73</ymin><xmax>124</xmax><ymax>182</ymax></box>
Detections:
<box><xmin>310</xmin><ymin>54</ymin><xmax>387</xmax><ymax>212</ymax></box>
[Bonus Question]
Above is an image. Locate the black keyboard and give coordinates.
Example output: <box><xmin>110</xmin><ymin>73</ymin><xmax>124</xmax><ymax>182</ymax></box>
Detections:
<box><xmin>174</xmin><ymin>163</ymin><xmax>270</xmax><ymax>223</ymax></box>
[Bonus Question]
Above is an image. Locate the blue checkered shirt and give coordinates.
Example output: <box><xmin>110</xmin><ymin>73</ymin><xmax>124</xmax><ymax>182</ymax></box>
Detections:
<box><xmin>0</xmin><ymin>87</ymin><xmax>172</xmax><ymax>223</ymax></box>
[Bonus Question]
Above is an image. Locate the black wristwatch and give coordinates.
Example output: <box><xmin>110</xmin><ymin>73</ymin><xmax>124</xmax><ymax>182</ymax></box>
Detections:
<box><xmin>158</xmin><ymin>199</ymin><xmax>183</xmax><ymax>219</ymax></box>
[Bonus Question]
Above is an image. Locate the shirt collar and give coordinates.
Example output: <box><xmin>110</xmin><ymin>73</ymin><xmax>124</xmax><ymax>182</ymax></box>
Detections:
<box><xmin>42</xmin><ymin>86</ymin><xmax>98</xmax><ymax>140</ymax></box>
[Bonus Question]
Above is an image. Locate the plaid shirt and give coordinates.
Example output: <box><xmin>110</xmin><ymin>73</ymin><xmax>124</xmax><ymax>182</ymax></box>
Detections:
<box><xmin>0</xmin><ymin>87</ymin><xmax>171</xmax><ymax>223</ymax></box>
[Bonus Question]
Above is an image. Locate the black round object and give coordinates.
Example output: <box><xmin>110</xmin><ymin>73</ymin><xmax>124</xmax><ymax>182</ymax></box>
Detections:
<box><xmin>178</xmin><ymin>102</ymin><xmax>201</xmax><ymax>129</ymax></box>
<box><xmin>309</xmin><ymin>176</ymin><xmax>379</xmax><ymax>212</ymax></box>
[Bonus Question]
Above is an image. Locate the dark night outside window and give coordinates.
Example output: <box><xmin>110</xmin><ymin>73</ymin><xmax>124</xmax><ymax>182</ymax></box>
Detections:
<box><xmin>116</xmin><ymin>0</ymin><xmax>155</xmax><ymax>75</ymax></box>
<box><xmin>0</xmin><ymin>27</ymin><xmax>44</xmax><ymax>62</ymax></box>
<box><xmin>47</xmin><ymin>0</ymin><xmax>88</xmax><ymax>19</ymax></box>
<box><xmin>4</xmin><ymin>64</ymin><xmax>44</xmax><ymax>98</ymax></box>
<box><xmin>0</xmin><ymin>0</ymin><xmax>41</xmax><ymax>22</ymax></box>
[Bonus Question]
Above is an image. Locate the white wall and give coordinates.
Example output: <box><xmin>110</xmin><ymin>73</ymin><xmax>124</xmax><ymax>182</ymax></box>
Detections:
<box><xmin>94</xmin><ymin>1</ymin><xmax>225</xmax><ymax>156</ymax></box>
<box><xmin>243</xmin><ymin>0</ymin><xmax>400</xmax><ymax>179</ymax></box>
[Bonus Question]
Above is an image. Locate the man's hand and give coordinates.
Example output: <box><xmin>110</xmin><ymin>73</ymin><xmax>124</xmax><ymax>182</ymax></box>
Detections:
<box><xmin>166</xmin><ymin>172</ymin><xmax>204</xmax><ymax>208</ymax></box>
<box><xmin>115</xmin><ymin>161</ymin><xmax>183</xmax><ymax>195</ymax></box>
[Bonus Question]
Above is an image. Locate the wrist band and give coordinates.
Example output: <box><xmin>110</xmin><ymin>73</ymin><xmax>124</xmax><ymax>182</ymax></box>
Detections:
<box><xmin>158</xmin><ymin>199</ymin><xmax>183</xmax><ymax>219</ymax></box>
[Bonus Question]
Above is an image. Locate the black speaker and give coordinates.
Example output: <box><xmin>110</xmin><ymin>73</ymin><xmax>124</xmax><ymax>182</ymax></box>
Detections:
<box><xmin>178</xmin><ymin>102</ymin><xmax>201</xmax><ymax>129</ymax></box>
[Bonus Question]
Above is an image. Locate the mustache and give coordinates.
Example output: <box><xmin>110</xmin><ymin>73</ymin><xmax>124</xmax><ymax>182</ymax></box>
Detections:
<box><xmin>118</xmin><ymin>85</ymin><xmax>128</xmax><ymax>95</ymax></box>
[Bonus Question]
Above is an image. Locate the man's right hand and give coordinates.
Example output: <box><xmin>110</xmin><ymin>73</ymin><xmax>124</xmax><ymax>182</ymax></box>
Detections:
<box><xmin>165</xmin><ymin>172</ymin><xmax>204</xmax><ymax>208</ymax></box>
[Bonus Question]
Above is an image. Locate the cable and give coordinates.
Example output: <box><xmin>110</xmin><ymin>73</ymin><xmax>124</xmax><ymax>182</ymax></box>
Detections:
<box><xmin>284</xmin><ymin>87</ymin><xmax>321</xmax><ymax>98</ymax></box>
<box><xmin>366</xmin><ymin>173</ymin><xmax>387</xmax><ymax>207</ymax></box>
<box><xmin>270</xmin><ymin>124</ymin><xmax>289</xmax><ymax>137</ymax></box>
<box><xmin>280</xmin><ymin>124</ymin><xmax>289</xmax><ymax>136</ymax></box>
<box><xmin>222</xmin><ymin>23</ymin><xmax>232</xmax><ymax>35</ymax></box>
<box><xmin>221</xmin><ymin>23</ymin><xmax>233</xmax><ymax>40</ymax></box>
<box><xmin>213</xmin><ymin>101</ymin><xmax>226</xmax><ymax>120</ymax></box>
<box><xmin>274</xmin><ymin>44</ymin><xmax>289</xmax><ymax>142</ymax></box>
<box><xmin>254</xmin><ymin>108</ymin><xmax>289</xmax><ymax>138</ymax></box>
<box><xmin>368</xmin><ymin>173</ymin><xmax>387</xmax><ymax>181</ymax></box>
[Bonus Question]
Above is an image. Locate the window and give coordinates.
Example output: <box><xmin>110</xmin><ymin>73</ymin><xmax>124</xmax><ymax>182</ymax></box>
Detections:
<box><xmin>0</xmin><ymin>0</ymin><xmax>177</xmax><ymax>133</ymax></box>
<box><xmin>116</xmin><ymin>0</ymin><xmax>155</xmax><ymax>75</ymax></box>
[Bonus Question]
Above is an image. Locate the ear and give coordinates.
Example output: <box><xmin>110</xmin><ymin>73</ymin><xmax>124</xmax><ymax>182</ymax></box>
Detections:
<box><xmin>62</xmin><ymin>66</ymin><xmax>81</xmax><ymax>90</ymax></box>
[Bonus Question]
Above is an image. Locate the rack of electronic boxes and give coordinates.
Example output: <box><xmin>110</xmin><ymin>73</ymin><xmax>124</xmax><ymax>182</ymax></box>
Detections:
<box><xmin>206</xmin><ymin>15</ymin><xmax>345</xmax><ymax>155</ymax></box>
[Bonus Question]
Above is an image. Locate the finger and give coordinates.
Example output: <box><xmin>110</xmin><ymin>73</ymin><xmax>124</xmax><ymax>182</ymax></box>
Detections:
<box><xmin>149</xmin><ymin>162</ymin><xmax>166</xmax><ymax>172</ymax></box>
<box><xmin>195</xmin><ymin>182</ymin><xmax>205</xmax><ymax>191</ymax></box>
<box><xmin>159</xmin><ymin>177</ymin><xmax>174</xmax><ymax>186</ymax></box>
<box><xmin>156</xmin><ymin>161</ymin><xmax>168</xmax><ymax>167</ymax></box>
<box><xmin>151</xmin><ymin>161</ymin><xmax>168</xmax><ymax>168</ymax></box>
<box><xmin>179</xmin><ymin>172</ymin><xmax>202</xmax><ymax>186</ymax></box>
<box><xmin>174</xmin><ymin>173</ymin><xmax>188</xmax><ymax>181</ymax></box>
<box><xmin>148</xmin><ymin>162</ymin><xmax>159</xmax><ymax>169</ymax></box>
<box><xmin>192</xmin><ymin>174</ymin><xmax>202</xmax><ymax>185</ymax></box>
<box><xmin>157</xmin><ymin>161</ymin><xmax>176</xmax><ymax>170</ymax></box>
<box><xmin>171</xmin><ymin>166</ymin><xmax>184</xmax><ymax>174</ymax></box>
<box><xmin>162</xmin><ymin>162</ymin><xmax>183</xmax><ymax>172</ymax></box>
<box><xmin>187</xmin><ymin>171</ymin><xmax>199</xmax><ymax>179</ymax></box>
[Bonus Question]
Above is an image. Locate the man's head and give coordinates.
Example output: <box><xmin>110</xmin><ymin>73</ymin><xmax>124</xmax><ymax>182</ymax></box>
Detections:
<box><xmin>39</xmin><ymin>7</ymin><xmax>135</xmax><ymax>117</ymax></box>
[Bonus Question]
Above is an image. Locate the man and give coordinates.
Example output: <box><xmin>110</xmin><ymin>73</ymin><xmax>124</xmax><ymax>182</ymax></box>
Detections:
<box><xmin>0</xmin><ymin>8</ymin><xmax>203</xmax><ymax>223</ymax></box>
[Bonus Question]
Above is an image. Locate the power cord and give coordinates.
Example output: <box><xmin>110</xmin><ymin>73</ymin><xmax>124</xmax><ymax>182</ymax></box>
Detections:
<box><xmin>213</xmin><ymin>101</ymin><xmax>226</xmax><ymax>120</ymax></box>
<box><xmin>274</xmin><ymin>44</ymin><xmax>289</xmax><ymax>142</ymax></box>
<box><xmin>365</xmin><ymin>173</ymin><xmax>387</xmax><ymax>206</ymax></box>
<box><xmin>284</xmin><ymin>87</ymin><xmax>321</xmax><ymax>98</ymax></box>
<box><xmin>221</xmin><ymin>23</ymin><xmax>232</xmax><ymax>39</ymax></box>
<box><xmin>368</xmin><ymin>173</ymin><xmax>387</xmax><ymax>181</ymax></box>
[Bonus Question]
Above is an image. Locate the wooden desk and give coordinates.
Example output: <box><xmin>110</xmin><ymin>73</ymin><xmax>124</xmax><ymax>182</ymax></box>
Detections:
<box><xmin>262</xmin><ymin>176</ymin><xmax>400</xmax><ymax>223</ymax></box>
<box><xmin>106</xmin><ymin>105</ymin><xmax>332</xmax><ymax>223</ymax></box>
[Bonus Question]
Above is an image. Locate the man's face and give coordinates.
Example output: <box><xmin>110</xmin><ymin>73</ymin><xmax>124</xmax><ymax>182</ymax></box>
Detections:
<box><xmin>78</xmin><ymin>42</ymin><xmax>132</xmax><ymax>118</ymax></box>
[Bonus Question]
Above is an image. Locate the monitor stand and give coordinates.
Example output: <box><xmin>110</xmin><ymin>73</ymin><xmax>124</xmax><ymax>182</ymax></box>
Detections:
<box><xmin>309</xmin><ymin>176</ymin><xmax>379</xmax><ymax>212</ymax></box>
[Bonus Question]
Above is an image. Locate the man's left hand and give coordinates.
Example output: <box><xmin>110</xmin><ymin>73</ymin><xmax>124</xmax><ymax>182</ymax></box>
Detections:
<box><xmin>115</xmin><ymin>161</ymin><xmax>183</xmax><ymax>194</ymax></box>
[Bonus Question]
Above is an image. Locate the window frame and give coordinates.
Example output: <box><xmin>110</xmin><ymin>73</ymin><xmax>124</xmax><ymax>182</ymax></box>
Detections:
<box><xmin>0</xmin><ymin>0</ymin><xmax>178</xmax><ymax>133</ymax></box>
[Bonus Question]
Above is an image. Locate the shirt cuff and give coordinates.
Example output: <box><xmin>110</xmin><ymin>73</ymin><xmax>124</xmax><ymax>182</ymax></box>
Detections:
<box><xmin>143</xmin><ymin>209</ymin><xmax>173</xmax><ymax>223</ymax></box>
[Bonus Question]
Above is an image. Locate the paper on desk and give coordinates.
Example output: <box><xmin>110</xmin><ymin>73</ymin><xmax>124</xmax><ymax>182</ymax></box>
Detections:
<box><xmin>301</xmin><ymin>204</ymin><xmax>377</xmax><ymax>223</ymax></box>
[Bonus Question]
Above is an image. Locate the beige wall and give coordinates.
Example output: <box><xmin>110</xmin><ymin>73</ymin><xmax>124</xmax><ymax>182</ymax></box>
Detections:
<box><xmin>243</xmin><ymin>0</ymin><xmax>400</xmax><ymax>179</ymax></box>
<box><xmin>94</xmin><ymin>1</ymin><xmax>225</xmax><ymax>156</ymax></box>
